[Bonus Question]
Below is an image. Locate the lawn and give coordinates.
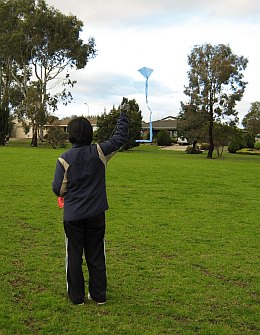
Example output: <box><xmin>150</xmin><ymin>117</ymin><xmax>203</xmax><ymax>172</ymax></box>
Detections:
<box><xmin>0</xmin><ymin>143</ymin><xmax>259</xmax><ymax>335</ymax></box>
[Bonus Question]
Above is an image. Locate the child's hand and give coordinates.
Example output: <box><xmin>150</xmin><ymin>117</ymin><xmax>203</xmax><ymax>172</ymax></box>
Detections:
<box><xmin>120</xmin><ymin>103</ymin><xmax>129</xmax><ymax>112</ymax></box>
<box><xmin>58</xmin><ymin>197</ymin><xmax>64</xmax><ymax>208</ymax></box>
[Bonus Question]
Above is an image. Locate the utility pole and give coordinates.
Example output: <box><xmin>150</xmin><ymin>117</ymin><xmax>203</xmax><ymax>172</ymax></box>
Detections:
<box><xmin>84</xmin><ymin>102</ymin><xmax>90</xmax><ymax>117</ymax></box>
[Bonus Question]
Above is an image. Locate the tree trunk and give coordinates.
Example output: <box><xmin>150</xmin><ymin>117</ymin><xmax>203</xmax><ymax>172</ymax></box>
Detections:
<box><xmin>0</xmin><ymin>132</ymin><xmax>6</xmax><ymax>145</ymax></box>
<box><xmin>192</xmin><ymin>140</ymin><xmax>197</xmax><ymax>149</ymax></box>
<box><xmin>31</xmin><ymin>129</ymin><xmax>38</xmax><ymax>147</ymax></box>
<box><xmin>207</xmin><ymin>104</ymin><xmax>214</xmax><ymax>158</ymax></box>
<box><xmin>38</xmin><ymin>126</ymin><xmax>44</xmax><ymax>143</ymax></box>
<box><xmin>0</xmin><ymin>106</ymin><xmax>9</xmax><ymax>146</ymax></box>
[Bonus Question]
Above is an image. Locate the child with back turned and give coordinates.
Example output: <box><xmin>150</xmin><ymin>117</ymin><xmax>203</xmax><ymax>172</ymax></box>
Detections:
<box><xmin>52</xmin><ymin>108</ymin><xmax>129</xmax><ymax>305</ymax></box>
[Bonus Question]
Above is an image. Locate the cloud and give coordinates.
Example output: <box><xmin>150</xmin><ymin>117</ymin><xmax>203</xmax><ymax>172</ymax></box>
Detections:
<box><xmin>62</xmin><ymin>68</ymin><xmax>178</xmax><ymax>119</ymax></box>
<box><xmin>71</xmin><ymin>71</ymin><xmax>137</xmax><ymax>97</ymax></box>
<box><xmin>44</xmin><ymin>0</ymin><xmax>259</xmax><ymax>124</ymax></box>
<box><xmin>47</xmin><ymin>0</ymin><xmax>260</xmax><ymax>28</ymax></box>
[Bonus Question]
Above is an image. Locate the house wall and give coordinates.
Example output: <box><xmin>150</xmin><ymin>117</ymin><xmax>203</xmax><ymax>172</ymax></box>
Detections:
<box><xmin>11</xmin><ymin>119</ymin><xmax>97</xmax><ymax>139</ymax></box>
<box><xmin>11</xmin><ymin>121</ymin><xmax>32</xmax><ymax>139</ymax></box>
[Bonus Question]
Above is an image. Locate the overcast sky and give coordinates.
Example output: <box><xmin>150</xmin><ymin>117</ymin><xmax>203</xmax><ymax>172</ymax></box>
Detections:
<box><xmin>45</xmin><ymin>0</ymin><xmax>260</xmax><ymax>123</ymax></box>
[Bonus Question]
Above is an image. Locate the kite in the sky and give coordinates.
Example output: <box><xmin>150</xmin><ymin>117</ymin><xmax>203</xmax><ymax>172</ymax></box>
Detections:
<box><xmin>136</xmin><ymin>67</ymin><xmax>153</xmax><ymax>143</ymax></box>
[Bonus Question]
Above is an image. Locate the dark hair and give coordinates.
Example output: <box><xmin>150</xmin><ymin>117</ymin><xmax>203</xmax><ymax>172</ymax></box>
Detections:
<box><xmin>68</xmin><ymin>117</ymin><xmax>93</xmax><ymax>145</ymax></box>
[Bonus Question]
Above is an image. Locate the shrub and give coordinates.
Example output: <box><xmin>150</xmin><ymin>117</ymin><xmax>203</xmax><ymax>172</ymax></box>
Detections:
<box><xmin>228</xmin><ymin>139</ymin><xmax>242</xmax><ymax>153</ymax></box>
<box><xmin>200</xmin><ymin>143</ymin><xmax>210</xmax><ymax>150</ymax></box>
<box><xmin>254</xmin><ymin>142</ymin><xmax>260</xmax><ymax>150</ymax></box>
<box><xmin>242</xmin><ymin>133</ymin><xmax>255</xmax><ymax>148</ymax></box>
<box><xmin>156</xmin><ymin>130</ymin><xmax>171</xmax><ymax>146</ymax></box>
<box><xmin>236</xmin><ymin>148</ymin><xmax>260</xmax><ymax>155</ymax></box>
<box><xmin>44</xmin><ymin>126</ymin><xmax>68</xmax><ymax>148</ymax></box>
<box><xmin>171</xmin><ymin>136</ymin><xmax>177</xmax><ymax>144</ymax></box>
<box><xmin>186</xmin><ymin>146</ymin><xmax>202</xmax><ymax>154</ymax></box>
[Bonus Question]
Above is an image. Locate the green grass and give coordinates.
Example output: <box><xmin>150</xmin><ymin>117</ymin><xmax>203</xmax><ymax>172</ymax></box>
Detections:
<box><xmin>0</xmin><ymin>143</ymin><xmax>259</xmax><ymax>335</ymax></box>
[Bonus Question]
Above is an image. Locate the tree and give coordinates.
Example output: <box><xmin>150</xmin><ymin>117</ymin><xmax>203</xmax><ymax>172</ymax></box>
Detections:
<box><xmin>0</xmin><ymin>106</ymin><xmax>9</xmax><ymax>145</ymax></box>
<box><xmin>96</xmin><ymin>97</ymin><xmax>142</xmax><ymax>150</ymax></box>
<box><xmin>183</xmin><ymin>43</ymin><xmax>248</xmax><ymax>158</ymax></box>
<box><xmin>227</xmin><ymin>128</ymin><xmax>245</xmax><ymax>153</ymax></box>
<box><xmin>44</xmin><ymin>124</ymin><xmax>68</xmax><ymax>149</ymax></box>
<box><xmin>227</xmin><ymin>126</ymin><xmax>255</xmax><ymax>153</ymax></box>
<box><xmin>178</xmin><ymin>102</ymin><xmax>208</xmax><ymax>148</ymax></box>
<box><xmin>242</xmin><ymin>101</ymin><xmax>260</xmax><ymax>136</ymax></box>
<box><xmin>0</xmin><ymin>57</ymin><xmax>6</xmax><ymax>144</ymax></box>
<box><xmin>156</xmin><ymin>130</ymin><xmax>171</xmax><ymax>146</ymax></box>
<box><xmin>213</xmin><ymin>122</ymin><xmax>236</xmax><ymax>158</ymax></box>
<box><xmin>0</xmin><ymin>0</ymin><xmax>96</xmax><ymax>146</ymax></box>
<box><xmin>0</xmin><ymin>54</ymin><xmax>20</xmax><ymax>145</ymax></box>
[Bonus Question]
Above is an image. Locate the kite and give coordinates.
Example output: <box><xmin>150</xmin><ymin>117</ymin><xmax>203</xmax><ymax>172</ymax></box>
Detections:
<box><xmin>136</xmin><ymin>67</ymin><xmax>153</xmax><ymax>143</ymax></box>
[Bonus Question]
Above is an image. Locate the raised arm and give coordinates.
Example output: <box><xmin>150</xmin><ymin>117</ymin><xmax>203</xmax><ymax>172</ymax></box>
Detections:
<box><xmin>98</xmin><ymin>110</ymin><xmax>129</xmax><ymax>157</ymax></box>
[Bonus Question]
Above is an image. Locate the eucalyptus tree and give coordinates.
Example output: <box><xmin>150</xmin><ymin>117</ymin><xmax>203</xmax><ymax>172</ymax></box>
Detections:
<box><xmin>0</xmin><ymin>58</ymin><xmax>10</xmax><ymax>145</ymax></box>
<box><xmin>182</xmin><ymin>43</ymin><xmax>248</xmax><ymax>158</ymax></box>
<box><xmin>0</xmin><ymin>0</ymin><xmax>96</xmax><ymax>146</ymax></box>
<box><xmin>242</xmin><ymin>101</ymin><xmax>260</xmax><ymax>136</ymax></box>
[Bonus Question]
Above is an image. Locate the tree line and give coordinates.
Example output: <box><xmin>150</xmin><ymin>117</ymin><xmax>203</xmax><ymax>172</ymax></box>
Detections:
<box><xmin>45</xmin><ymin>97</ymin><xmax>142</xmax><ymax>150</ymax></box>
<box><xmin>0</xmin><ymin>1</ymin><xmax>259</xmax><ymax>157</ymax></box>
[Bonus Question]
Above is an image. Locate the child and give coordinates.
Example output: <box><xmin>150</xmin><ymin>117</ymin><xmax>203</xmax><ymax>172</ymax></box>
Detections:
<box><xmin>52</xmin><ymin>109</ymin><xmax>128</xmax><ymax>305</ymax></box>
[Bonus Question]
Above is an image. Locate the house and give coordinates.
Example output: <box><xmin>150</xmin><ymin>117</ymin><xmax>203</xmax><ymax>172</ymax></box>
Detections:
<box><xmin>10</xmin><ymin>118</ymin><xmax>33</xmax><ymax>139</ymax></box>
<box><xmin>11</xmin><ymin>116</ymin><xmax>98</xmax><ymax>139</ymax></box>
<box><xmin>45</xmin><ymin>117</ymin><xmax>98</xmax><ymax>133</ymax></box>
<box><xmin>12</xmin><ymin>115</ymin><xmax>177</xmax><ymax>140</ymax></box>
<box><xmin>142</xmin><ymin>116</ymin><xmax>178</xmax><ymax>138</ymax></box>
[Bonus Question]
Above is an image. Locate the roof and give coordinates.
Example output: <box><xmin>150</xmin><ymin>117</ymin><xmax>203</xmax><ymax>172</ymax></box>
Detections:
<box><xmin>50</xmin><ymin>117</ymin><xmax>97</xmax><ymax>126</ymax></box>
<box><xmin>142</xmin><ymin>116</ymin><xmax>177</xmax><ymax>130</ymax></box>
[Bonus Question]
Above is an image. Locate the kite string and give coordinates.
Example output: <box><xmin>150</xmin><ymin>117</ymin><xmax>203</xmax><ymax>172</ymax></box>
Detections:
<box><xmin>145</xmin><ymin>78</ymin><xmax>152</xmax><ymax>115</ymax></box>
<box><xmin>145</xmin><ymin>79</ymin><xmax>148</xmax><ymax>104</ymax></box>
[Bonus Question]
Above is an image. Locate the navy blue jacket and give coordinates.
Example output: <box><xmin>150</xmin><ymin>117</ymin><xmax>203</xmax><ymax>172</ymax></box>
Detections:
<box><xmin>52</xmin><ymin>112</ymin><xmax>128</xmax><ymax>221</ymax></box>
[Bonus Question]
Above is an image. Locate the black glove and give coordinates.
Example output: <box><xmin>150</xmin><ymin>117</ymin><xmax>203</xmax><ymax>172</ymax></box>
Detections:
<box><xmin>119</xmin><ymin>103</ymin><xmax>130</xmax><ymax>112</ymax></box>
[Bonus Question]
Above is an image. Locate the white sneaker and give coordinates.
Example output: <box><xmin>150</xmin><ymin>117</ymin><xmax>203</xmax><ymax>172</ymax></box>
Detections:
<box><xmin>87</xmin><ymin>293</ymin><xmax>106</xmax><ymax>305</ymax></box>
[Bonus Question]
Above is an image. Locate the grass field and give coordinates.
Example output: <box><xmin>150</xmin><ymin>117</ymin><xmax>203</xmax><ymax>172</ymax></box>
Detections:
<box><xmin>0</xmin><ymin>143</ymin><xmax>259</xmax><ymax>335</ymax></box>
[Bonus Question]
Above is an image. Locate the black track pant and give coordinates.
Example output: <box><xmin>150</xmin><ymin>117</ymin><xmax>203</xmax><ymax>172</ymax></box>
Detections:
<box><xmin>63</xmin><ymin>212</ymin><xmax>106</xmax><ymax>304</ymax></box>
